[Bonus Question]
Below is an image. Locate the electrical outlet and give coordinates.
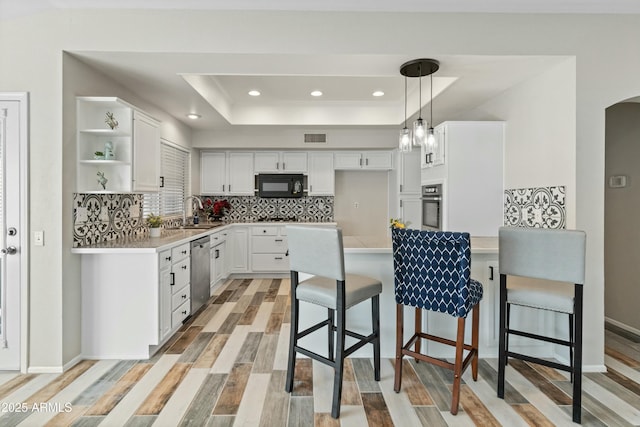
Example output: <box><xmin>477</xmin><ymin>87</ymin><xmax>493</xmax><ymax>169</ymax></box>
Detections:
<box><xmin>34</xmin><ymin>230</ymin><xmax>44</xmax><ymax>246</ymax></box>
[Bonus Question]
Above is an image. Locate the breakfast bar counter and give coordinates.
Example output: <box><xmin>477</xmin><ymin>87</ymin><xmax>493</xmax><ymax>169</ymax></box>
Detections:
<box><xmin>297</xmin><ymin>234</ymin><xmax>500</xmax><ymax>359</ymax></box>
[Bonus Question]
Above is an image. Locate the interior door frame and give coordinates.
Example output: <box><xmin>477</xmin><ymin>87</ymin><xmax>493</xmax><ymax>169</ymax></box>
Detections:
<box><xmin>1</xmin><ymin>92</ymin><xmax>29</xmax><ymax>372</ymax></box>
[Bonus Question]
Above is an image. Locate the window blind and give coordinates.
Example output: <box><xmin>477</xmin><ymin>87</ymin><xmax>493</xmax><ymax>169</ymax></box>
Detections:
<box><xmin>143</xmin><ymin>140</ymin><xmax>190</xmax><ymax>218</ymax></box>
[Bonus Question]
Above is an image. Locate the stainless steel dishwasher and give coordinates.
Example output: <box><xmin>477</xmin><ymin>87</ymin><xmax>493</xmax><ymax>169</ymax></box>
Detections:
<box><xmin>190</xmin><ymin>236</ymin><xmax>210</xmax><ymax>314</ymax></box>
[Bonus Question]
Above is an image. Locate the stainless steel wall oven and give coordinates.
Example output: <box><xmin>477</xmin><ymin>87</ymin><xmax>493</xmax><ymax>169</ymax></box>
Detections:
<box><xmin>421</xmin><ymin>184</ymin><xmax>442</xmax><ymax>231</ymax></box>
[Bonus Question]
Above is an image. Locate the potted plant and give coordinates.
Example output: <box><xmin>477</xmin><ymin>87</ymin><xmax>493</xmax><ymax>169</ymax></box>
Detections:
<box><xmin>147</xmin><ymin>213</ymin><xmax>163</xmax><ymax>237</ymax></box>
<box><xmin>94</xmin><ymin>151</ymin><xmax>104</xmax><ymax>160</ymax></box>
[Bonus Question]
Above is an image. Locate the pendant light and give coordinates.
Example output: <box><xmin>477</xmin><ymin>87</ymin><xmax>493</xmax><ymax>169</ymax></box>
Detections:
<box><xmin>427</xmin><ymin>72</ymin><xmax>436</xmax><ymax>146</ymax></box>
<box><xmin>399</xmin><ymin>59</ymin><xmax>439</xmax><ymax>148</ymax></box>
<box><xmin>399</xmin><ymin>76</ymin><xmax>412</xmax><ymax>152</ymax></box>
<box><xmin>412</xmin><ymin>62</ymin><xmax>426</xmax><ymax>147</ymax></box>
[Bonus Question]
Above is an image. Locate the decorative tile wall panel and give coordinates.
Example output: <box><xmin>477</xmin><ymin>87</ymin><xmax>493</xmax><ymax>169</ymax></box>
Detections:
<box><xmin>504</xmin><ymin>186</ymin><xmax>566</xmax><ymax>229</ymax></box>
<box><xmin>200</xmin><ymin>195</ymin><xmax>334</xmax><ymax>223</ymax></box>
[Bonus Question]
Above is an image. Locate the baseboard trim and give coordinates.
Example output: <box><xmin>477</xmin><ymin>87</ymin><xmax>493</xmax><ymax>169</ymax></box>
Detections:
<box><xmin>27</xmin><ymin>354</ymin><xmax>83</xmax><ymax>374</ymax></box>
<box><xmin>605</xmin><ymin>317</ymin><xmax>640</xmax><ymax>337</ymax></box>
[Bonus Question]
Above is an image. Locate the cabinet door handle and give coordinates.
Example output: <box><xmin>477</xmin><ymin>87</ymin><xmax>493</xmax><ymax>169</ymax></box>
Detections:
<box><xmin>160</xmin><ymin>176</ymin><xmax>165</xmax><ymax>188</ymax></box>
<box><xmin>229</xmin><ymin>184</ymin><xmax>231</xmax><ymax>192</ymax></box>
<box><xmin>182</xmin><ymin>250</ymin><xmax>187</xmax><ymax>255</ymax></box>
<box><xmin>489</xmin><ymin>266</ymin><xmax>494</xmax><ymax>281</ymax></box>
<box><xmin>165</xmin><ymin>256</ymin><xmax>171</xmax><ymax>261</ymax></box>
<box><xmin>399</xmin><ymin>184</ymin><xmax>403</xmax><ymax>192</ymax></box>
<box><xmin>170</xmin><ymin>272</ymin><xmax>175</xmax><ymax>286</ymax></box>
<box><xmin>182</xmin><ymin>310</ymin><xmax>188</xmax><ymax>315</ymax></box>
<box><xmin>222</xmin><ymin>184</ymin><xmax>225</xmax><ymax>192</ymax></box>
<box><xmin>282</xmin><ymin>162</ymin><xmax>286</xmax><ymax>170</ymax></box>
<box><xmin>400</xmin><ymin>200</ymin><xmax>403</xmax><ymax>208</ymax></box>
<box><xmin>263</xmin><ymin>230</ymin><xmax>267</xmax><ymax>233</ymax></box>
<box><xmin>276</xmin><ymin>161</ymin><xmax>279</xmax><ymax>170</ymax></box>
<box><xmin>215</xmin><ymin>249</ymin><xmax>220</xmax><ymax>259</ymax></box>
<box><xmin>366</xmin><ymin>158</ymin><xmax>369</xmax><ymax>166</ymax></box>
<box><xmin>182</xmin><ymin>294</ymin><xmax>187</xmax><ymax>299</ymax></box>
<box><xmin>310</xmin><ymin>184</ymin><xmax>313</xmax><ymax>192</ymax></box>
<box><xmin>182</xmin><ymin>265</ymin><xmax>187</xmax><ymax>270</ymax></box>
<box><xmin>275</xmin><ymin>257</ymin><xmax>283</xmax><ymax>260</ymax></box>
<box><xmin>359</xmin><ymin>158</ymin><xmax>362</xmax><ymax>166</ymax></box>
<box><xmin>275</xmin><ymin>239</ymin><xmax>283</xmax><ymax>242</ymax></box>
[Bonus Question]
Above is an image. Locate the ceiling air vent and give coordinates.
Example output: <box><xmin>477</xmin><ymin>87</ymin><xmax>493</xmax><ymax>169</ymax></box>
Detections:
<box><xmin>304</xmin><ymin>133</ymin><xmax>327</xmax><ymax>144</ymax></box>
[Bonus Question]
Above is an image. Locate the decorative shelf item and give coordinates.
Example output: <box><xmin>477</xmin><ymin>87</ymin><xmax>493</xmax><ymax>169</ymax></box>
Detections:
<box><xmin>105</xmin><ymin>111</ymin><xmax>119</xmax><ymax>130</ymax></box>
<box><xmin>97</xmin><ymin>171</ymin><xmax>108</xmax><ymax>190</ymax></box>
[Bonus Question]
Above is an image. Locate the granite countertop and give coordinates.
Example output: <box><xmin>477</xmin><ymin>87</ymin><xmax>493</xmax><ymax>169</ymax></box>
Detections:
<box><xmin>71</xmin><ymin>221</ymin><xmax>338</xmax><ymax>254</ymax></box>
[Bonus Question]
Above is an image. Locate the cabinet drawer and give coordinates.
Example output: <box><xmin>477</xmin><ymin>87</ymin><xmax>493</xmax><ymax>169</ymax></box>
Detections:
<box><xmin>172</xmin><ymin>299</ymin><xmax>191</xmax><ymax>328</ymax></box>
<box><xmin>172</xmin><ymin>284</ymin><xmax>191</xmax><ymax>310</ymax></box>
<box><xmin>252</xmin><ymin>235</ymin><xmax>288</xmax><ymax>253</ymax></box>
<box><xmin>172</xmin><ymin>258</ymin><xmax>190</xmax><ymax>292</ymax></box>
<box><xmin>252</xmin><ymin>226</ymin><xmax>278</xmax><ymax>236</ymax></box>
<box><xmin>210</xmin><ymin>232</ymin><xmax>225</xmax><ymax>245</ymax></box>
<box><xmin>251</xmin><ymin>253</ymin><xmax>290</xmax><ymax>272</ymax></box>
<box><xmin>172</xmin><ymin>243</ymin><xmax>190</xmax><ymax>262</ymax></box>
<box><xmin>159</xmin><ymin>250</ymin><xmax>172</xmax><ymax>270</ymax></box>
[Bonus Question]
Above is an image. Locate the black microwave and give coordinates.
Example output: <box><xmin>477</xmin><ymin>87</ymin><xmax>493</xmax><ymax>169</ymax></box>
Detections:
<box><xmin>257</xmin><ymin>174</ymin><xmax>305</xmax><ymax>198</ymax></box>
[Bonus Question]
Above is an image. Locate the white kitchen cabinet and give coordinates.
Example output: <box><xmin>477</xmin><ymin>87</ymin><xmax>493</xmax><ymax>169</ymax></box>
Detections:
<box><xmin>201</xmin><ymin>152</ymin><xmax>227</xmax><ymax>194</ymax></box>
<box><xmin>254</xmin><ymin>151</ymin><xmax>307</xmax><ymax>173</ymax></box>
<box><xmin>307</xmin><ymin>152</ymin><xmax>334</xmax><ymax>195</ymax></box>
<box><xmin>399</xmin><ymin>198</ymin><xmax>422</xmax><ymax>230</ymax></box>
<box><xmin>421</xmin><ymin>121</ymin><xmax>504</xmax><ymax>236</ymax></box>
<box><xmin>421</xmin><ymin>125</ymin><xmax>446</xmax><ymax>168</ymax></box>
<box><xmin>201</xmin><ymin>151</ymin><xmax>255</xmax><ymax>195</ymax></box>
<box><xmin>158</xmin><ymin>250</ymin><xmax>173</xmax><ymax>342</ymax></box>
<box><xmin>76</xmin><ymin>97</ymin><xmax>160</xmax><ymax>193</ymax></box>
<box><xmin>228</xmin><ymin>226</ymin><xmax>250</xmax><ymax>273</ymax></box>
<box><xmin>132</xmin><ymin>110</ymin><xmax>161</xmax><ymax>192</ymax></box>
<box><xmin>398</xmin><ymin>149</ymin><xmax>421</xmax><ymax>195</ymax></box>
<box><xmin>210</xmin><ymin>230</ymin><xmax>227</xmax><ymax>294</ymax></box>
<box><xmin>251</xmin><ymin>226</ymin><xmax>289</xmax><ymax>272</ymax></box>
<box><xmin>334</xmin><ymin>151</ymin><xmax>393</xmax><ymax>170</ymax></box>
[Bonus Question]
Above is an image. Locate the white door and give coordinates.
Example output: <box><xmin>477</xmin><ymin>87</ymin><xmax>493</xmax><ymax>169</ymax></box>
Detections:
<box><xmin>0</xmin><ymin>94</ymin><xmax>27</xmax><ymax>370</ymax></box>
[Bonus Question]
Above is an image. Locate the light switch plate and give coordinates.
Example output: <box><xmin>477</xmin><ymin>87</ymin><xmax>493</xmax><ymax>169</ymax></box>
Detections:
<box><xmin>34</xmin><ymin>230</ymin><xmax>44</xmax><ymax>246</ymax></box>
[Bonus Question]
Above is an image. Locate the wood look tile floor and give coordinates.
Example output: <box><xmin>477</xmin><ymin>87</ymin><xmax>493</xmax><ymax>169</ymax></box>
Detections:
<box><xmin>1</xmin><ymin>278</ymin><xmax>640</xmax><ymax>426</ymax></box>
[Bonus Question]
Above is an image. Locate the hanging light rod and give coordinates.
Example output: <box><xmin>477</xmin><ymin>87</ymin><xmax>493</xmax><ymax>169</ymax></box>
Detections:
<box><xmin>399</xmin><ymin>58</ymin><xmax>439</xmax><ymax>78</ymax></box>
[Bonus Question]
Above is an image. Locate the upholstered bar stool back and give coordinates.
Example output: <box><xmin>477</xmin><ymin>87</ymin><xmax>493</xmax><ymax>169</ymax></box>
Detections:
<box><xmin>284</xmin><ymin>225</ymin><xmax>382</xmax><ymax>418</ymax></box>
<box><xmin>392</xmin><ymin>227</ymin><xmax>483</xmax><ymax>415</ymax></box>
<box><xmin>497</xmin><ymin>226</ymin><xmax>586</xmax><ymax>424</ymax></box>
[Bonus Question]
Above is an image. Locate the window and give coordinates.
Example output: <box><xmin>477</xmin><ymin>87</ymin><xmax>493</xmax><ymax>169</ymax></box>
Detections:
<box><xmin>144</xmin><ymin>140</ymin><xmax>190</xmax><ymax>218</ymax></box>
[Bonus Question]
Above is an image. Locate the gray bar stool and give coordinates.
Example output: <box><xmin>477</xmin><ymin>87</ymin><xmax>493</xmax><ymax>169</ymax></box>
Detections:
<box><xmin>497</xmin><ymin>226</ymin><xmax>586</xmax><ymax>424</ymax></box>
<box><xmin>284</xmin><ymin>225</ymin><xmax>382</xmax><ymax>418</ymax></box>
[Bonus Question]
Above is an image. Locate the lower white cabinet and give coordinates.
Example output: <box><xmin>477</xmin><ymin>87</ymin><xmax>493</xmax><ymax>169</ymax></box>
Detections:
<box><xmin>229</xmin><ymin>226</ymin><xmax>250</xmax><ymax>273</ymax></box>
<box><xmin>251</xmin><ymin>226</ymin><xmax>289</xmax><ymax>272</ymax></box>
<box><xmin>160</xmin><ymin>243</ymin><xmax>190</xmax><ymax>342</ymax></box>
<box><xmin>210</xmin><ymin>230</ymin><xmax>227</xmax><ymax>293</ymax></box>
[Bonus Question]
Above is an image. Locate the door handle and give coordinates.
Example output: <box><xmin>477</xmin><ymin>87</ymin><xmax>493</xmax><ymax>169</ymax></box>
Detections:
<box><xmin>1</xmin><ymin>246</ymin><xmax>17</xmax><ymax>255</ymax></box>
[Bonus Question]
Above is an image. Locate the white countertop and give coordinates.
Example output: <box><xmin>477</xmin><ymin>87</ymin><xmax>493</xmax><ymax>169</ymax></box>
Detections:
<box><xmin>343</xmin><ymin>235</ymin><xmax>498</xmax><ymax>254</ymax></box>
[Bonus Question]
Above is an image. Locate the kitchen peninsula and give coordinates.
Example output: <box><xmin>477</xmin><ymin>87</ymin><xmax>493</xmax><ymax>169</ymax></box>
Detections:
<box><xmin>73</xmin><ymin>224</ymin><xmax>500</xmax><ymax>360</ymax></box>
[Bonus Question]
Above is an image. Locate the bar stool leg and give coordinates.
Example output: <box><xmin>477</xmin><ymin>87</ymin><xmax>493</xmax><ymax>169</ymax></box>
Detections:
<box><xmin>372</xmin><ymin>295</ymin><xmax>381</xmax><ymax>381</ymax></box>
<box><xmin>472</xmin><ymin>303</ymin><xmax>480</xmax><ymax>380</ymax></box>
<box><xmin>451</xmin><ymin>316</ymin><xmax>466</xmax><ymax>415</ymax></box>
<box><xmin>285</xmin><ymin>272</ymin><xmax>299</xmax><ymax>393</ymax></box>
<box><xmin>331</xmin><ymin>293</ymin><xmax>346</xmax><ymax>418</ymax></box>
<box><xmin>394</xmin><ymin>304</ymin><xmax>404</xmax><ymax>392</ymax></box>
<box><xmin>497</xmin><ymin>274</ymin><xmax>508</xmax><ymax>399</ymax></box>
<box><xmin>328</xmin><ymin>308</ymin><xmax>335</xmax><ymax>360</ymax></box>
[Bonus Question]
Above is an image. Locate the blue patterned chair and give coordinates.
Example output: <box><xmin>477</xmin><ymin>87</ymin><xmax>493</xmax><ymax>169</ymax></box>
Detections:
<box><xmin>392</xmin><ymin>227</ymin><xmax>483</xmax><ymax>414</ymax></box>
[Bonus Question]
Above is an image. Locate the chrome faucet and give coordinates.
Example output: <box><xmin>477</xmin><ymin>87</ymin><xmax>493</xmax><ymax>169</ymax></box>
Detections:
<box><xmin>183</xmin><ymin>196</ymin><xmax>204</xmax><ymax>226</ymax></box>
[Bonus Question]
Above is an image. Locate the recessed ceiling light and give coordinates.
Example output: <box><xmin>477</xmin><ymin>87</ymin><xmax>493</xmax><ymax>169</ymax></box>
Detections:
<box><xmin>310</xmin><ymin>90</ymin><xmax>323</xmax><ymax>97</ymax></box>
<box><xmin>248</xmin><ymin>90</ymin><xmax>261</xmax><ymax>97</ymax></box>
<box><xmin>186</xmin><ymin>113</ymin><xmax>201</xmax><ymax>120</ymax></box>
<box><xmin>373</xmin><ymin>91</ymin><xmax>385</xmax><ymax>97</ymax></box>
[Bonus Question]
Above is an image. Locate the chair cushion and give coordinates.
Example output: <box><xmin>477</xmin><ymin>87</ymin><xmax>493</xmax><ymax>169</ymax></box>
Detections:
<box><xmin>507</xmin><ymin>276</ymin><xmax>574</xmax><ymax>313</ymax></box>
<box><xmin>296</xmin><ymin>273</ymin><xmax>382</xmax><ymax>310</ymax></box>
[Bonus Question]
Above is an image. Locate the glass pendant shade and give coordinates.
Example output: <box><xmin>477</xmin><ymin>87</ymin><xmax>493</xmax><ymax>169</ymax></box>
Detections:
<box><xmin>427</xmin><ymin>126</ymin><xmax>435</xmax><ymax>146</ymax></box>
<box><xmin>413</xmin><ymin>118</ymin><xmax>426</xmax><ymax>146</ymax></box>
<box><xmin>399</xmin><ymin>127</ymin><xmax>412</xmax><ymax>152</ymax></box>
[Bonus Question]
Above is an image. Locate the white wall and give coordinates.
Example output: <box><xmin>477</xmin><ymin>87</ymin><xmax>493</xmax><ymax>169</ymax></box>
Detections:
<box><xmin>604</xmin><ymin>102</ymin><xmax>640</xmax><ymax>332</ymax></box>
<box><xmin>461</xmin><ymin>58</ymin><xmax>577</xmax><ymax>227</ymax></box>
<box><xmin>192</xmin><ymin>127</ymin><xmax>398</xmax><ymax>149</ymax></box>
<box><xmin>3</xmin><ymin>8</ymin><xmax>638</xmax><ymax>371</ymax></box>
<box><xmin>334</xmin><ymin>171</ymin><xmax>389</xmax><ymax>236</ymax></box>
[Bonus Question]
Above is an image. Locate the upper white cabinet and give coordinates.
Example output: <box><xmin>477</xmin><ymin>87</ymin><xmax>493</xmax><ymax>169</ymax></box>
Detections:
<box><xmin>254</xmin><ymin>151</ymin><xmax>307</xmax><ymax>173</ymax></box>
<box><xmin>421</xmin><ymin>125</ymin><xmax>446</xmax><ymax>168</ymax></box>
<box><xmin>201</xmin><ymin>151</ymin><xmax>255</xmax><ymax>195</ymax></box>
<box><xmin>76</xmin><ymin>97</ymin><xmax>160</xmax><ymax>193</ymax></box>
<box><xmin>397</xmin><ymin>149</ymin><xmax>421</xmax><ymax>195</ymax></box>
<box><xmin>308</xmin><ymin>152</ymin><xmax>335</xmax><ymax>195</ymax></box>
<box><xmin>334</xmin><ymin>151</ymin><xmax>393</xmax><ymax>170</ymax></box>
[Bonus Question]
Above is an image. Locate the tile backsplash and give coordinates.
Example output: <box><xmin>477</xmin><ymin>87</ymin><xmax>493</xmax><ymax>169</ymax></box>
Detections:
<box><xmin>73</xmin><ymin>193</ymin><xmax>334</xmax><ymax>247</ymax></box>
<box><xmin>73</xmin><ymin>193</ymin><xmax>146</xmax><ymax>247</ymax></box>
<box><xmin>504</xmin><ymin>186</ymin><xmax>566</xmax><ymax>229</ymax></box>
<box><xmin>199</xmin><ymin>195</ymin><xmax>334</xmax><ymax>223</ymax></box>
